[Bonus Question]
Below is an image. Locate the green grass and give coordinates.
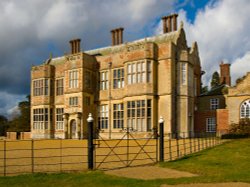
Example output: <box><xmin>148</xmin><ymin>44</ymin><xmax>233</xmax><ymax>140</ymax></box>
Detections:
<box><xmin>160</xmin><ymin>138</ymin><xmax>250</xmax><ymax>184</ymax></box>
<box><xmin>0</xmin><ymin>139</ymin><xmax>249</xmax><ymax>187</ymax></box>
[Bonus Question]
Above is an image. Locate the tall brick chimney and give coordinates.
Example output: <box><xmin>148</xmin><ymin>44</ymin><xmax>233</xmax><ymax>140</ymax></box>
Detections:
<box><xmin>111</xmin><ymin>27</ymin><xmax>124</xmax><ymax>46</ymax></box>
<box><xmin>220</xmin><ymin>61</ymin><xmax>231</xmax><ymax>86</ymax></box>
<box><xmin>162</xmin><ymin>13</ymin><xmax>178</xmax><ymax>34</ymax></box>
<box><xmin>69</xmin><ymin>38</ymin><xmax>81</xmax><ymax>54</ymax></box>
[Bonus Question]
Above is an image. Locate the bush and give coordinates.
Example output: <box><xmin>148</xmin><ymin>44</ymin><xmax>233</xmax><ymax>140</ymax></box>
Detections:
<box><xmin>221</xmin><ymin>118</ymin><xmax>250</xmax><ymax>139</ymax></box>
<box><xmin>229</xmin><ymin>118</ymin><xmax>250</xmax><ymax>135</ymax></box>
<box><xmin>221</xmin><ymin>133</ymin><xmax>249</xmax><ymax>139</ymax></box>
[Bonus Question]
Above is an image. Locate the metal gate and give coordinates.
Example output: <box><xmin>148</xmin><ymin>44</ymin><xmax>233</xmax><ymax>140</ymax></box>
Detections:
<box><xmin>93</xmin><ymin>129</ymin><xmax>158</xmax><ymax>170</ymax></box>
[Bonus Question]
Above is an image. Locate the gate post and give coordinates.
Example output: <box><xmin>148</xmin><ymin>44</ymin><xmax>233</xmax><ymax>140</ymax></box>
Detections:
<box><xmin>87</xmin><ymin>113</ymin><xmax>94</xmax><ymax>170</ymax></box>
<box><xmin>159</xmin><ymin>116</ymin><xmax>164</xmax><ymax>162</ymax></box>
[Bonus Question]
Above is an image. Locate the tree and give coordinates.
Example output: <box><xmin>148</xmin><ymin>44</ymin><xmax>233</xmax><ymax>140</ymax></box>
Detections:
<box><xmin>8</xmin><ymin>95</ymin><xmax>30</xmax><ymax>132</ymax></box>
<box><xmin>0</xmin><ymin>115</ymin><xmax>8</xmax><ymax>136</ymax></box>
<box><xmin>201</xmin><ymin>86</ymin><xmax>208</xmax><ymax>94</ymax></box>
<box><xmin>210</xmin><ymin>71</ymin><xmax>220</xmax><ymax>89</ymax></box>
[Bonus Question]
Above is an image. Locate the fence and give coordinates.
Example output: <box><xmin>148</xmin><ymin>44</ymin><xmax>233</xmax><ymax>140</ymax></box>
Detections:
<box><xmin>0</xmin><ymin>129</ymin><xmax>222</xmax><ymax>176</ymax></box>
<box><xmin>0</xmin><ymin>139</ymin><xmax>88</xmax><ymax>176</ymax></box>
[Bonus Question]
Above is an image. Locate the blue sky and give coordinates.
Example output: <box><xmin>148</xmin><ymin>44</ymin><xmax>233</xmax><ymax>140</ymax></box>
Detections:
<box><xmin>0</xmin><ymin>0</ymin><xmax>250</xmax><ymax>117</ymax></box>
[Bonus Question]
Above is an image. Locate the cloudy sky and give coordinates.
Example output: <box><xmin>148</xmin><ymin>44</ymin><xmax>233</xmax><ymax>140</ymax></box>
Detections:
<box><xmin>0</xmin><ymin>0</ymin><xmax>250</xmax><ymax>117</ymax></box>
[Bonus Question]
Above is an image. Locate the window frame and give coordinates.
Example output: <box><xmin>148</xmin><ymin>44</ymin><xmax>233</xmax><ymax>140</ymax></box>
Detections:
<box><xmin>98</xmin><ymin>105</ymin><xmax>109</xmax><ymax>129</ymax></box>
<box><xmin>206</xmin><ymin>117</ymin><xmax>216</xmax><ymax>132</ymax></box>
<box><xmin>210</xmin><ymin>98</ymin><xmax>219</xmax><ymax>110</ymax></box>
<box><xmin>69</xmin><ymin>70</ymin><xmax>79</xmax><ymax>88</ymax></box>
<box><xmin>113</xmin><ymin>68</ymin><xmax>124</xmax><ymax>89</ymax></box>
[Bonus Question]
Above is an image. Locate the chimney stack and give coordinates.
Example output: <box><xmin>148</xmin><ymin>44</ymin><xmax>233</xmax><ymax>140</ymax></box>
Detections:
<box><xmin>220</xmin><ymin>61</ymin><xmax>231</xmax><ymax>86</ymax></box>
<box><xmin>69</xmin><ymin>38</ymin><xmax>81</xmax><ymax>54</ymax></box>
<box><xmin>111</xmin><ymin>27</ymin><xmax>124</xmax><ymax>46</ymax></box>
<box><xmin>162</xmin><ymin>13</ymin><xmax>178</xmax><ymax>34</ymax></box>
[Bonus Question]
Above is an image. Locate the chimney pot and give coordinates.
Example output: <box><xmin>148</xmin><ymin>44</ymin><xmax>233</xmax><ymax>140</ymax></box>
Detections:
<box><xmin>69</xmin><ymin>38</ymin><xmax>81</xmax><ymax>54</ymax></box>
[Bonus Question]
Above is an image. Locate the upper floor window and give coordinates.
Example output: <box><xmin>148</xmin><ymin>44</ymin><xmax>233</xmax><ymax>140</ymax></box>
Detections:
<box><xmin>98</xmin><ymin>105</ymin><xmax>108</xmax><ymax>129</ymax></box>
<box><xmin>100</xmin><ymin>71</ymin><xmax>108</xmax><ymax>90</ymax></box>
<box><xmin>33</xmin><ymin>79</ymin><xmax>49</xmax><ymax>96</ymax></box>
<box><xmin>206</xmin><ymin>117</ymin><xmax>216</xmax><ymax>132</ymax></box>
<box><xmin>113</xmin><ymin>68</ymin><xmax>124</xmax><ymax>89</ymax></box>
<box><xmin>56</xmin><ymin>79</ymin><xmax>64</xmax><ymax>95</ymax></box>
<box><xmin>113</xmin><ymin>103</ymin><xmax>124</xmax><ymax>129</ymax></box>
<box><xmin>210</xmin><ymin>98</ymin><xmax>219</xmax><ymax>110</ymax></box>
<box><xmin>181</xmin><ymin>63</ymin><xmax>187</xmax><ymax>85</ymax></box>
<box><xmin>69</xmin><ymin>70</ymin><xmax>78</xmax><ymax>88</ymax></box>
<box><xmin>240</xmin><ymin>100</ymin><xmax>250</xmax><ymax>118</ymax></box>
<box><xmin>85</xmin><ymin>71</ymin><xmax>91</xmax><ymax>89</ymax></box>
<box><xmin>56</xmin><ymin>108</ymin><xmax>64</xmax><ymax>130</ymax></box>
<box><xmin>127</xmin><ymin>60</ymin><xmax>151</xmax><ymax>84</ymax></box>
<box><xmin>69</xmin><ymin>97</ymin><xmax>78</xmax><ymax>106</ymax></box>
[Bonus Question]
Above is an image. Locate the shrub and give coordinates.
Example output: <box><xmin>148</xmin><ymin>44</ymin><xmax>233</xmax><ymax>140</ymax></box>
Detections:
<box><xmin>229</xmin><ymin>118</ymin><xmax>250</xmax><ymax>135</ymax></box>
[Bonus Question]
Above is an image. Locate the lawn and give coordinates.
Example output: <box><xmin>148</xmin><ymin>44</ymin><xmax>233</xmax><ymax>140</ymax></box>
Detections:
<box><xmin>0</xmin><ymin>138</ymin><xmax>249</xmax><ymax>187</ymax></box>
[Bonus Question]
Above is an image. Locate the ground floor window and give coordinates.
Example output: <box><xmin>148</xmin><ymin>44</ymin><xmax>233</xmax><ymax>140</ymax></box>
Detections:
<box><xmin>206</xmin><ymin>117</ymin><xmax>216</xmax><ymax>132</ymax></box>
<box><xmin>98</xmin><ymin>105</ymin><xmax>108</xmax><ymax>129</ymax></box>
<box><xmin>127</xmin><ymin>99</ymin><xmax>151</xmax><ymax>132</ymax></box>
<box><xmin>33</xmin><ymin>108</ymin><xmax>48</xmax><ymax>130</ymax></box>
<box><xmin>240</xmin><ymin>99</ymin><xmax>250</xmax><ymax>118</ymax></box>
<box><xmin>113</xmin><ymin>103</ymin><xmax>124</xmax><ymax>129</ymax></box>
<box><xmin>56</xmin><ymin>108</ymin><xmax>64</xmax><ymax>130</ymax></box>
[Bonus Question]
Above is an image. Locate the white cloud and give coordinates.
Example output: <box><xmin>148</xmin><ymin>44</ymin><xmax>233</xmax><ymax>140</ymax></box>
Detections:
<box><xmin>176</xmin><ymin>0</ymin><xmax>250</xmax><ymax>86</ymax></box>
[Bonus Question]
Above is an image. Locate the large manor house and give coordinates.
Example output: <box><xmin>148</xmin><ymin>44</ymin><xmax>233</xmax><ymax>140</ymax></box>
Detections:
<box><xmin>30</xmin><ymin>14</ymin><xmax>250</xmax><ymax>139</ymax></box>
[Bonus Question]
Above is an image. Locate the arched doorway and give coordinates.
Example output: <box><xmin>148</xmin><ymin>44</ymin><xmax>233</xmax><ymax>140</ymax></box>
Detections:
<box><xmin>70</xmin><ymin>120</ymin><xmax>77</xmax><ymax>139</ymax></box>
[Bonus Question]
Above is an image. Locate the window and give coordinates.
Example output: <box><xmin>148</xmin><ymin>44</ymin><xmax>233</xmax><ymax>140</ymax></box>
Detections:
<box><xmin>98</xmin><ymin>105</ymin><xmax>108</xmax><ymax>129</ymax></box>
<box><xmin>56</xmin><ymin>108</ymin><xmax>64</xmax><ymax>130</ymax></box>
<box><xmin>210</xmin><ymin>98</ymin><xmax>219</xmax><ymax>110</ymax></box>
<box><xmin>127</xmin><ymin>60</ymin><xmax>151</xmax><ymax>84</ymax></box>
<box><xmin>33</xmin><ymin>79</ymin><xmax>49</xmax><ymax>96</ymax></box>
<box><xmin>206</xmin><ymin>118</ymin><xmax>216</xmax><ymax>132</ymax></box>
<box><xmin>181</xmin><ymin>63</ymin><xmax>186</xmax><ymax>85</ymax></box>
<box><xmin>240</xmin><ymin>100</ymin><xmax>250</xmax><ymax>118</ymax></box>
<box><xmin>69</xmin><ymin>97</ymin><xmax>78</xmax><ymax>106</ymax></box>
<box><xmin>113</xmin><ymin>104</ymin><xmax>124</xmax><ymax>129</ymax></box>
<box><xmin>33</xmin><ymin>108</ymin><xmax>48</xmax><ymax>130</ymax></box>
<box><xmin>56</xmin><ymin>79</ymin><xmax>64</xmax><ymax>95</ymax></box>
<box><xmin>85</xmin><ymin>96</ymin><xmax>91</xmax><ymax>106</ymax></box>
<box><xmin>69</xmin><ymin>70</ymin><xmax>78</xmax><ymax>88</ymax></box>
<box><xmin>113</xmin><ymin>68</ymin><xmax>124</xmax><ymax>89</ymax></box>
<box><xmin>127</xmin><ymin>100</ymin><xmax>151</xmax><ymax>132</ymax></box>
<box><xmin>85</xmin><ymin>71</ymin><xmax>91</xmax><ymax>89</ymax></box>
<box><xmin>100</xmin><ymin>71</ymin><xmax>108</xmax><ymax>90</ymax></box>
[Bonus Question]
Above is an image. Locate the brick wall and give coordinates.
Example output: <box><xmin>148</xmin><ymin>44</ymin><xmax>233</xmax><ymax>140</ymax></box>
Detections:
<box><xmin>216</xmin><ymin>109</ymin><xmax>229</xmax><ymax>135</ymax></box>
<box><xmin>194</xmin><ymin>111</ymin><xmax>216</xmax><ymax>132</ymax></box>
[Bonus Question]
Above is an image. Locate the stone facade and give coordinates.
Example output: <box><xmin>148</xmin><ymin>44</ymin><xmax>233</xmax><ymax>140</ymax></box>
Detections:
<box><xmin>30</xmin><ymin>14</ymin><xmax>202</xmax><ymax>139</ymax></box>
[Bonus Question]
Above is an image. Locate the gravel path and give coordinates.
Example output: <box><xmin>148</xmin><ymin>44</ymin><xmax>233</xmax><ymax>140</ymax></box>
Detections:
<box><xmin>104</xmin><ymin>165</ymin><xmax>197</xmax><ymax>180</ymax></box>
<box><xmin>105</xmin><ymin>166</ymin><xmax>250</xmax><ymax>187</ymax></box>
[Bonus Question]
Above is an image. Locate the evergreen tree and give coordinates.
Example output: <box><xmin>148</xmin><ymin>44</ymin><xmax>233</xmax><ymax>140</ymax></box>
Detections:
<box><xmin>210</xmin><ymin>71</ymin><xmax>220</xmax><ymax>89</ymax></box>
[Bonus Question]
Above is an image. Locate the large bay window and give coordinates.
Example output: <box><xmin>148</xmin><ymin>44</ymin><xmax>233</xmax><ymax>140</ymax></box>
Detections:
<box><xmin>33</xmin><ymin>108</ymin><xmax>48</xmax><ymax>130</ymax></box>
<box><xmin>127</xmin><ymin>100</ymin><xmax>151</xmax><ymax>132</ymax></box>
<box><xmin>127</xmin><ymin>60</ymin><xmax>151</xmax><ymax>84</ymax></box>
<box><xmin>33</xmin><ymin>79</ymin><xmax>49</xmax><ymax>96</ymax></box>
